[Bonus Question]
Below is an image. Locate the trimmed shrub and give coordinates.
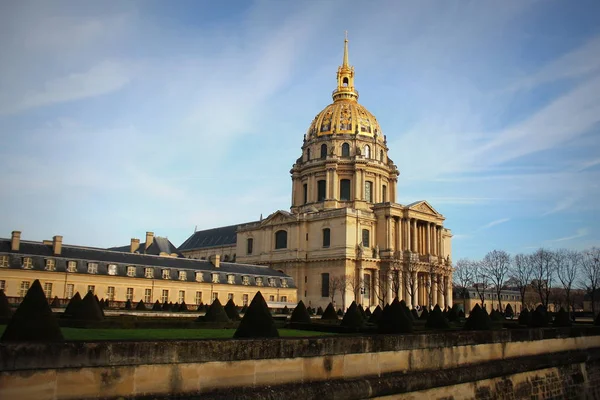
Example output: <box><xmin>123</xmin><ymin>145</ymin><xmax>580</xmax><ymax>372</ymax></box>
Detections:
<box><xmin>50</xmin><ymin>296</ymin><xmax>60</xmax><ymax>308</ymax></box>
<box><xmin>321</xmin><ymin>303</ymin><xmax>339</xmax><ymax>320</ymax></box>
<box><xmin>307</xmin><ymin>306</ymin><xmax>315</xmax><ymax>316</ymax></box>
<box><xmin>464</xmin><ymin>304</ymin><xmax>491</xmax><ymax>331</ymax></box>
<box><xmin>530</xmin><ymin>305</ymin><xmax>549</xmax><ymax>328</ymax></box>
<box><xmin>458</xmin><ymin>309</ymin><xmax>465</xmax><ymax>319</ymax></box>
<box><xmin>411</xmin><ymin>308</ymin><xmax>419</xmax><ymax>320</ymax></box>
<box><xmin>553</xmin><ymin>307</ymin><xmax>571</xmax><ymax>327</ymax></box>
<box><xmin>400</xmin><ymin>300</ymin><xmax>414</xmax><ymax>321</ymax></box>
<box><xmin>378</xmin><ymin>298</ymin><xmax>413</xmax><ymax>334</ymax></box>
<box><xmin>447</xmin><ymin>305</ymin><xmax>459</xmax><ymax>322</ymax></box>
<box><xmin>518</xmin><ymin>308</ymin><xmax>531</xmax><ymax>325</ymax></box>
<box><xmin>63</xmin><ymin>292</ymin><xmax>82</xmax><ymax>317</ymax></box>
<box><xmin>153</xmin><ymin>300</ymin><xmax>162</xmax><ymax>311</ymax></box>
<box><xmin>368</xmin><ymin>305</ymin><xmax>383</xmax><ymax>324</ymax></box>
<box><xmin>178</xmin><ymin>301</ymin><xmax>188</xmax><ymax>312</ymax></box>
<box><xmin>365</xmin><ymin>307</ymin><xmax>372</xmax><ymax>317</ymax></box>
<box><xmin>290</xmin><ymin>300</ymin><xmax>311</xmax><ymax>324</ymax></box>
<box><xmin>240</xmin><ymin>305</ymin><xmax>248</xmax><ymax>314</ymax></box>
<box><xmin>357</xmin><ymin>304</ymin><xmax>367</xmax><ymax>321</ymax></box>
<box><xmin>172</xmin><ymin>302</ymin><xmax>180</xmax><ymax>312</ymax></box>
<box><xmin>234</xmin><ymin>291</ymin><xmax>279</xmax><ymax>338</ymax></box>
<box><xmin>504</xmin><ymin>304</ymin><xmax>514</xmax><ymax>319</ymax></box>
<box><xmin>426</xmin><ymin>305</ymin><xmax>450</xmax><ymax>329</ymax></box>
<box><xmin>341</xmin><ymin>301</ymin><xmax>364</xmax><ymax>329</ymax></box>
<box><xmin>136</xmin><ymin>300</ymin><xmax>147</xmax><ymax>311</ymax></box>
<box><xmin>0</xmin><ymin>290</ymin><xmax>13</xmax><ymax>319</ymax></box>
<box><xmin>124</xmin><ymin>300</ymin><xmax>132</xmax><ymax>310</ymax></box>
<box><xmin>201</xmin><ymin>298</ymin><xmax>230</xmax><ymax>322</ymax></box>
<box><xmin>337</xmin><ymin>308</ymin><xmax>344</xmax><ymax>316</ymax></box>
<box><xmin>224</xmin><ymin>299</ymin><xmax>241</xmax><ymax>321</ymax></box>
<box><xmin>282</xmin><ymin>305</ymin><xmax>289</xmax><ymax>315</ymax></box>
<box><xmin>419</xmin><ymin>307</ymin><xmax>429</xmax><ymax>320</ymax></box>
<box><xmin>490</xmin><ymin>309</ymin><xmax>505</xmax><ymax>322</ymax></box>
<box><xmin>595</xmin><ymin>312</ymin><xmax>600</xmax><ymax>326</ymax></box>
<box><xmin>316</xmin><ymin>306</ymin><xmax>324</xmax><ymax>316</ymax></box>
<box><xmin>70</xmin><ymin>291</ymin><xmax>104</xmax><ymax>321</ymax></box>
<box><xmin>161</xmin><ymin>301</ymin><xmax>170</xmax><ymax>311</ymax></box>
<box><xmin>1</xmin><ymin>280</ymin><xmax>63</xmax><ymax>342</ymax></box>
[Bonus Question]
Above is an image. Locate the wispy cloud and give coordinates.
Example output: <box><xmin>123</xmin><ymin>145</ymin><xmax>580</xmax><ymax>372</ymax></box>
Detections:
<box><xmin>478</xmin><ymin>218</ymin><xmax>510</xmax><ymax>231</ymax></box>
<box><xmin>547</xmin><ymin>228</ymin><xmax>589</xmax><ymax>243</ymax></box>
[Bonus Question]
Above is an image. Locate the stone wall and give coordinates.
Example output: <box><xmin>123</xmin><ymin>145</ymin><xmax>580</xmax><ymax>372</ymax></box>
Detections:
<box><xmin>1</xmin><ymin>328</ymin><xmax>599</xmax><ymax>399</ymax></box>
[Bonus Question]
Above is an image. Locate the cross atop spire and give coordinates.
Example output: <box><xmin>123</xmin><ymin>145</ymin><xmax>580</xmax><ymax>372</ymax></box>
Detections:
<box><xmin>333</xmin><ymin>32</ymin><xmax>358</xmax><ymax>102</ymax></box>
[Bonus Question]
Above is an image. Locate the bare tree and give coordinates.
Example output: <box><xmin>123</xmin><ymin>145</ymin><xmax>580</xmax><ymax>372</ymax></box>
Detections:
<box><xmin>374</xmin><ymin>268</ymin><xmax>390</xmax><ymax>307</ymax></box>
<box><xmin>481</xmin><ymin>250</ymin><xmax>511</xmax><ymax>312</ymax></box>
<box><xmin>581</xmin><ymin>247</ymin><xmax>600</xmax><ymax>316</ymax></box>
<box><xmin>453</xmin><ymin>258</ymin><xmax>474</xmax><ymax>312</ymax></box>
<box><xmin>531</xmin><ymin>248</ymin><xmax>554</xmax><ymax>309</ymax></box>
<box><xmin>344</xmin><ymin>272</ymin><xmax>364</xmax><ymax>305</ymax></box>
<box><xmin>403</xmin><ymin>258</ymin><xmax>419</xmax><ymax>309</ymax></box>
<box><xmin>472</xmin><ymin>260</ymin><xmax>490</xmax><ymax>308</ymax></box>
<box><xmin>511</xmin><ymin>253</ymin><xmax>534</xmax><ymax>310</ymax></box>
<box><xmin>554</xmin><ymin>249</ymin><xmax>581</xmax><ymax>314</ymax></box>
<box><xmin>328</xmin><ymin>275</ymin><xmax>346</xmax><ymax>305</ymax></box>
<box><xmin>390</xmin><ymin>264</ymin><xmax>403</xmax><ymax>300</ymax></box>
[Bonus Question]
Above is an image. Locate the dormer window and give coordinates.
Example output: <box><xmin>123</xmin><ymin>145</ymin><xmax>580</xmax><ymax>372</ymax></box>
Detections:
<box><xmin>127</xmin><ymin>266</ymin><xmax>136</xmax><ymax>277</ymax></box>
<box><xmin>212</xmin><ymin>273</ymin><xmax>220</xmax><ymax>284</ymax></box>
<box><xmin>107</xmin><ymin>264</ymin><xmax>117</xmax><ymax>276</ymax></box>
<box><xmin>243</xmin><ymin>276</ymin><xmax>250</xmax><ymax>285</ymax></box>
<box><xmin>67</xmin><ymin>261</ymin><xmax>77</xmax><ymax>272</ymax></box>
<box><xmin>87</xmin><ymin>263</ymin><xmax>98</xmax><ymax>274</ymax></box>
<box><xmin>45</xmin><ymin>259</ymin><xmax>55</xmax><ymax>271</ymax></box>
<box><xmin>179</xmin><ymin>271</ymin><xmax>187</xmax><ymax>281</ymax></box>
<box><xmin>162</xmin><ymin>269</ymin><xmax>170</xmax><ymax>279</ymax></box>
<box><xmin>195</xmin><ymin>272</ymin><xmax>204</xmax><ymax>282</ymax></box>
<box><xmin>255</xmin><ymin>277</ymin><xmax>263</xmax><ymax>287</ymax></box>
<box><xmin>0</xmin><ymin>255</ymin><xmax>9</xmax><ymax>267</ymax></box>
<box><xmin>22</xmin><ymin>257</ymin><xmax>33</xmax><ymax>269</ymax></box>
<box><xmin>281</xmin><ymin>279</ymin><xmax>288</xmax><ymax>288</ymax></box>
<box><xmin>145</xmin><ymin>268</ymin><xmax>154</xmax><ymax>278</ymax></box>
<box><xmin>227</xmin><ymin>274</ymin><xmax>235</xmax><ymax>284</ymax></box>
<box><xmin>268</xmin><ymin>278</ymin><xmax>276</xmax><ymax>287</ymax></box>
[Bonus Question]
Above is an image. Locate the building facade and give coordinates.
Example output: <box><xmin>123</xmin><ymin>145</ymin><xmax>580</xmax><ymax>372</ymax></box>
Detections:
<box><xmin>0</xmin><ymin>231</ymin><xmax>296</xmax><ymax>307</ymax></box>
<box><xmin>453</xmin><ymin>287</ymin><xmax>523</xmax><ymax>314</ymax></box>
<box><xmin>180</xmin><ymin>37</ymin><xmax>453</xmax><ymax>310</ymax></box>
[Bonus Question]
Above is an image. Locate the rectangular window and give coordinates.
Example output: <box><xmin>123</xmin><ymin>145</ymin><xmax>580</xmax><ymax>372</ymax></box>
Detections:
<box><xmin>247</xmin><ymin>238</ymin><xmax>254</xmax><ymax>255</ymax></box>
<box><xmin>322</xmin><ymin>228</ymin><xmax>331</xmax><ymax>247</ymax></box>
<box><xmin>20</xmin><ymin>281</ymin><xmax>30</xmax><ymax>297</ymax></box>
<box><xmin>303</xmin><ymin>183</ymin><xmax>308</xmax><ymax>204</ymax></box>
<box><xmin>144</xmin><ymin>288</ymin><xmax>152</xmax><ymax>303</ymax></box>
<box><xmin>127</xmin><ymin>266</ymin><xmax>136</xmax><ymax>277</ymax></box>
<box><xmin>87</xmin><ymin>263</ymin><xmax>98</xmax><ymax>274</ymax></box>
<box><xmin>228</xmin><ymin>293</ymin><xmax>234</xmax><ymax>300</ymax></box>
<box><xmin>365</xmin><ymin>181</ymin><xmax>373</xmax><ymax>202</ymax></box>
<box><xmin>212</xmin><ymin>292</ymin><xmax>218</xmax><ymax>301</ymax></box>
<box><xmin>67</xmin><ymin>261</ymin><xmax>77</xmax><ymax>272</ymax></box>
<box><xmin>162</xmin><ymin>269</ymin><xmax>170</xmax><ymax>279</ymax></box>
<box><xmin>179</xmin><ymin>271</ymin><xmax>187</xmax><ymax>281</ymax></box>
<box><xmin>382</xmin><ymin>185</ymin><xmax>387</xmax><ymax>202</ymax></box>
<box><xmin>66</xmin><ymin>284</ymin><xmax>74</xmax><ymax>299</ymax></box>
<box><xmin>321</xmin><ymin>273</ymin><xmax>330</xmax><ymax>298</ymax></box>
<box><xmin>364</xmin><ymin>273</ymin><xmax>371</xmax><ymax>301</ymax></box>
<box><xmin>362</xmin><ymin>229</ymin><xmax>370</xmax><ymax>248</ymax></box>
<box><xmin>87</xmin><ymin>285</ymin><xmax>95</xmax><ymax>294</ymax></box>
<box><xmin>107</xmin><ymin>286</ymin><xmax>116</xmax><ymax>301</ymax></box>
<box><xmin>281</xmin><ymin>295</ymin><xmax>287</xmax><ymax>302</ymax></box>
<box><xmin>340</xmin><ymin>179</ymin><xmax>351</xmax><ymax>201</ymax></box>
<box><xmin>255</xmin><ymin>277</ymin><xmax>263</xmax><ymax>286</ymax></box>
<box><xmin>126</xmin><ymin>288</ymin><xmax>134</xmax><ymax>301</ymax></box>
<box><xmin>212</xmin><ymin>274</ymin><xmax>220</xmax><ymax>283</ymax></box>
<box><xmin>317</xmin><ymin>180</ymin><xmax>326</xmax><ymax>201</ymax></box>
<box><xmin>45</xmin><ymin>259</ymin><xmax>55</xmax><ymax>271</ymax></box>
<box><xmin>43</xmin><ymin>282</ymin><xmax>52</xmax><ymax>298</ymax></box>
<box><xmin>243</xmin><ymin>276</ymin><xmax>250</xmax><ymax>285</ymax></box>
<box><xmin>145</xmin><ymin>268</ymin><xmax>154</xmax><ymax>278</ymax></box>
<box><xmin>161</xmin><ymin>290</ymin><xmax>169</xmax><ymax>303</ymax></box>
<box><xmin>195</xmin><ymin>291</ymin><xmax>202</xmax><ymax>305</ymax></box>
<box><xmin>195</xmin><ymin>272</ymin><xmax>203</xmax><ymax>282</ymax></box>
<box><xmin>0</xmin><ymin>255</ymin><xmax>9</xmax><ymax>267</ymax></box>
<box><xmin>0</xmin><ymin>280</ymin><xmax>5</xmax><ymax>291</ymax></box>
<box><xmin>22</xmin><ymin>257</ymin><xmax>33</xmax><ymax>269</ymax></box>
<box><xmin>281</xmin><ymin>279</ymin><xmax>288</xmax><ymax>288</ymax></box>
<box><xmin>243</xmin><ymin>294</ymin><xmax>249</xmax><ymax>306</ymax></box>
<box><xmin>178</xmin><ymin>290</ymin><xmax>185</xmax><ymax>303</ymax></box>
<box><xmin>227</xmin><ymin>274</ymin><xmax>235</xmax><ymax>284</ymax></box>
<box><xmin>108</xmin><ymin>264</ymin><xmax>117</xmax><ymax>276</ymax></box>
<box><xmin>269</xmin><ymin>295</ymin><xmax>275</xmax><ymax>301</ymax></box>
<box><xmin>268</xmin><ymin>278</ymin><xmax>276</xmax><ymax>287</ymax></box>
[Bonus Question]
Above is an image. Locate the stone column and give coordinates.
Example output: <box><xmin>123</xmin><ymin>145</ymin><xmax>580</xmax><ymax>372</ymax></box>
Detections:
<box><xmin>354</xmin><ymin>169</ymin><xmax>361</xmax><ymax>201</ymax></box>
<box><xmin>411</xmin><ymin>219</ymin><xmax>417</xmax><ymax>252</ymax></box>
<box><xmin>325</xmin><ymin>169</ymin><xmax>331</xmax><ymax>200</ymax></box>
<box><xmin>432</xmin><ymin>273</ymin><xmax>438</xmax><ymax>307</ymax></box>
<box><xmin>373</xmin><ymin>269</ymin><xmax>380</xmax><ymax>307</ymax></box>
<box><xmin>397</xmin><ymin>269</ymin><xmax>403</xmax><ymax>301</ymax></box>
<box><xmin>426</xmin><ymin>222</ymin><xmax>431</xmax><ymax>255</ymax></box>
<box><xmin>439</xmin><ymin>275</ymin><xmax>445</xmax><ymax>309</ymax></box>
<box><xmin>412</xmin><ymin>271</ymin><xmax>418</xmax><ymax>308</ymax></box>
<box><xmin>386</xmin><ymin>268</ymin><xmax>393</xmax><ymax>304</ymax></box>
<box><xmin>386</xmin><ymin>217</ymin><xmax>393</xmax><ymax>253</ymax></box>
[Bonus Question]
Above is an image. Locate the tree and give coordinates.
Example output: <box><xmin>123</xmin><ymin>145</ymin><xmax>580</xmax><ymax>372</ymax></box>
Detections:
<box><xmin>511</xmin><ymin>253</ymin><xmax>534</xmax><ymax>311</ymax></box>
<box><xmin>481</xmin><ymin>250</ymin><xmax>511</xmax><ymax>313</ymax></box>
<box><xmin>531</xmin><ymin>248</ymin><xmax>554</xmax><ymax>309</ymax></box>
<box><xmin>453</xmin><ymin>259</ymin><xmax>474</xmax><ymax>313</ymax></box>
<box><xmin>402</xmin><ymin>259</ymin><xmax>419</xmax><ymax>308</ymax></box>
<box><xmin>375</xmin><ymin>268</ymin><xmax>391</xmax><ymax>307</ymax></box>
<box><xmin>581</xmin><ymin>247</ymin><xmax>600</xmax><ymax>316</ymax></box>
<box><xmin>472</xmin><ymin>260</ymin><xmax>490</xmax><ymax>308</ymax></box>
<box><xmin>554</xmin><ymin>249</ymin><xmax>580</xmax><ymax>314</ymax></box>
<box><xmin>328</xmin><ymin>275</ymin><xmax>345</xmax><ymax>305</ymax></box>
<box><xmin>344</xmin><ymin>273</ymin><xmax>364</xmax><ymax>306</ymax></box>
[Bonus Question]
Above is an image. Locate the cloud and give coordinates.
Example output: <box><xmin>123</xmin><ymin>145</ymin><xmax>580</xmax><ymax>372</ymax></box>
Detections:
<box><xmin>548</xmin><ymin>228</ymin><xmax>589</xmax><ymax>243</ymax></box>
<box><xmin>0</xmin><ymin>61</ymin><xmax>131</xmax><ymax>115</ymax></box>
<box><xmin>478</xmin><ymin>218</ymin><xmax>510</xmax><ymax>231</ymax></box>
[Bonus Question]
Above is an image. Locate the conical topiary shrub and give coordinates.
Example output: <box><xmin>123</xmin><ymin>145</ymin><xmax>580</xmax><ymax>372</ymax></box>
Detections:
<box><xmin>341</xmin><ymin>301</ymin><xmax>364</xmax><ymax>329</ymax></box>
<box><xmin>240</xmin><ymin>305</ymin><xmax>248</xmax><ymax>314</ymax></box>
<box><xmin>63</xmin><ymin>292</ymin><xmax>82</xmax><ymax>318</ymax></box>
<box><xmin>518</xmin><ymin>308</ymin><xmax>531</xmax><ymax>325</ymax></box>
<box><xmin>234</xmin><ymin>291</ymin><xmax>279</xmax><ymax>338</ymax></box>
<box><xmin>464</xmin><ymin>304</ymin><xmax>491</xmax><ymax>331</ymax></box>
<box><xmin>553</xmin><ymin>307</ymin><xmax>571</xmax><ymax>327</ymax></box>
<box><xmin>458</xmin><ymin>309</ymin><xmax>465</xmax><ymax>319</ymax></box>
<box><xmin>136</xmin><ymin>300</ymin><xmax>147</xmax><ymax>311</ymax></box>
<box><xmin>281</xmin><ymin>305</ymin><xmax>290</xmax><ymax>315</ymax></box>
<box><xmin>1</xmin><ymin>280</ymin><xmax>63</xmax><ymax>342</ymax></box>
<box><xmin>316</xmin><ymin>306</ymin><xmax>324</xmax><ymax>316</ymax></box>
<box><xmin>337</xmin><ymin>308</ymin><xmax>343</xmax><ymax>316</ymax></box>
<box><xmin>426</xmin><ymin>305</ymin><xmax>450</xmax><ymax>330</ymax></box>
<box><xmin>595</xmin><ymin>312</ymin><xmax>600</xmax><ymax>326</ymax></box>
<box><xmin>172</xmin><ymin>302</ymin><xmax>180</xmax><ymax>312</ymax></box>
<box><xmin>70</xmin><ymin>291</ymin><xmax>104</xmax><ymax>321</ymax></box>
<box><xmin>224</xmin><ymin>298</ymin><xmax>241</xmax><ymax>321</ymax></box>
<box><xmin>307</xmin><ymin>306</ymin><xmax>314</xmax><ymax>316</ymax></box>
<box><xmin>321</xmin><ymin>302</ymin><xmax>339</xmax><ymax>320</ymax></box>
<box><xmin>290</xmin><ymin>300</ymin><xmax>311</xmax><ymax>324</ymax></box>
<box><xmin>365</xmin><ymin>307</ymin><xmax>372</xmax><ymax>317</ymax></box>
<box><xmin>196</xmin><ymin>302</ymin><xmax>205</xmax><ymax>312</ymax></box>
<box><xmin>411</xmin><ymin>308</ymin><xmax>419</xmax><ymax>320</ymax></box>
<box><xmin>50</xmin><ymin>296</ymin><xmax>60</xmax><ymax>308</ymax></box>
<box><xmin>0</xmin><ymin>290</ymin><xmax>13</xmax><ymax>319</ymax></box>
<box><xmin>201</xmin><ymin>298</ymin><xmax>230</xmax><ymax>322</ymax></box>
<box><xmin>161</xmin><ymin>301</ymin><xmax>170</xmax><ymax>311</ymax></box>
<box><xmin>178</xmin><ymin>301</ymin><xmax>188</xmax><ymax>312</ymax></box>
<box><xmin>368</xmin><ymin>305</ymin><xmax>383</xmax><ymax>324</ymax></box>
<box><xmin>447</xmin><ymin>305</ymin><xmax>459</xmax><ymax>322</ymax></box>
<box><xmin>530</xmin><ymin>305</ymin><xmax>549</xmax><ymax>328</ymax></box>
<box><xmin>153</xmin><ymin>300</ymin><xmax>162</xmax><ymax>311</ymax></box>
<box><xmin>357</xmin><ymin>304</ymin><xmax>367</xmax><ymax>321</ymax></box>
<box><xmin>419</xmin><ymin>307</ymin><xmax>429</xmax><ymax>320</ymax></box>
<box><xmin>504</xmin><ymin>304</ymin><xmax>514</xmax><ymax>319</ymax></box>
<box><xmin>401</xmin><ymin>301</ymin><xmax>414</xmax><ymax>321</ymax></box>
<box><xmin>124</xmin><ymin>299</ymin><xmax>132</xmax><ymax>310</ymax></box>
<box><xmin>378</xmin><ymin>298</ymin><xmax>413</xmax><ymax>334</ymax></box>
<box><xmin>490</xmin><ymin>309</ymin><xmax>505</xmax><ymax>322</ymax></box>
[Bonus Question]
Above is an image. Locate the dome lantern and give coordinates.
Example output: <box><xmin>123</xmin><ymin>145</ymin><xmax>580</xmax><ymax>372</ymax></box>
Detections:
<box><xmin>333</xmin><ymin>31</ymin><xmax>358</xmax><ymax>103</ymax></box>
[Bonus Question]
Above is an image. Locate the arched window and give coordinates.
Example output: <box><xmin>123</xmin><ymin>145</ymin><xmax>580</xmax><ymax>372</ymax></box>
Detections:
<box><xmin>341</xmin><ymin>143</ymin><xmax>350</xmax><ymax>157</ymax></box>
<box><xmin>306</xmin><ymin>148</ymin><xmax>311</xmax><ymax>161</ymax></box>
<box><xmin>343</xmin><ymin>77</ymin><xmax>349</xmax><ymax>87</ymax></box>
<box><xmin>303</xmin><ymin>183</ymin><xmax>308</xmax><ymax>204</ymax></box>
<box><xmin>340</xmin><ymin>179</ymin><xmax>351</xmax><ymax>201</ymax></box>
<box><xmin>275</xmin><ymin>230</ymin><xmax>287</xmax><ymax>249</ymax></box>
<box><xmin>362</xmin><ymin>229</ymin><xmax>370</xmax><ymax>247</ymax></box>
<box><xmin>364</xmin><ymin>145</ymin><xmax>371</xmax><ymax>159</ymax></box>
<box><xmin>380</xmin><ymin>150</ymin><xmax>384</xmax><ymax>162</ymax></box>
<box><xmin>320</xmin><ymin>144</ymin><xmax>327</xmax><ymax>159</ymax></box>
<box><xmin>322</xmin><ymin>228</ymin><xmax>331</xmax><ymax>247</ymax></box>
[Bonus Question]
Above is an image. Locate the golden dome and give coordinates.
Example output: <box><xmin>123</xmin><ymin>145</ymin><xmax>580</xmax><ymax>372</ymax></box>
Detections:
<box><xmin>306</xmin><ymin>33</ymin><xmax>382</xmax><ymax>139</ymax></box>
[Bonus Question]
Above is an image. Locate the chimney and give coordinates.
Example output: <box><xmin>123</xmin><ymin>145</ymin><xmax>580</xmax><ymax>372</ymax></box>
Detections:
<box><xmin>11</xmin><ymin>231</ymin><xmax>21</xmax><ymax>252</ymax></box>
<box><xmin>145</xmin><ymin>232</ymin><xmax>154</xmax><ymax>251</ymax></box>
<box><xmin>210</xmin><ymin>254</ymin><xmax>220</xmax><ymax>268</ymax></box>
<box><xmin>130</xmin><ymin>238</ymin><xmax>140</xmax><ymax>253</ymax></box>
<box><xmin>52</xmin><ymin>235</ymin><xmax>63</xmax><ymax>255</ymax></box>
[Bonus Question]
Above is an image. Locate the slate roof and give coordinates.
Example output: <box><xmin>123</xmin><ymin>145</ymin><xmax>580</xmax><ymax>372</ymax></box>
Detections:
<box><xmin>0</xmin><ymin>239</ymin><xmax>295</xmax><ymax>288</ymax></box>
<box><xmin>178</xmin><ymin>223</ymin><xmax>257</xmax><ymax>251</ymax></box>
<box><xmin>109</xmin><ymin>236</ymin><xmax>182</xmax><ymax>257</ymax></box>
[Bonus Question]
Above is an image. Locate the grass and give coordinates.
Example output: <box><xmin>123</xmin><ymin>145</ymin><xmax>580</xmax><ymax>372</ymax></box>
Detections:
<box><xmin>0</xmin><ymin>325</ymin><xmax>335</xmax><ymax>341</ymax></box>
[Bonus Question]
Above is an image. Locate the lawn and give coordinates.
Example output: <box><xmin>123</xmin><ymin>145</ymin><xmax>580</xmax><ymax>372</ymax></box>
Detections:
<box><xmin>0</xmin><ymin>325</ymin><xmax>335</xmax><ymax>341</ymax></box>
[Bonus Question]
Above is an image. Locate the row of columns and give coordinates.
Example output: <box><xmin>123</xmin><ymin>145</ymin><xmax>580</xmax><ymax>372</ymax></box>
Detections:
<box><xmin>387</xmin><ymin>216</ymin><xmax>444</xmax><ymax>256</ymax></box>
<box><xmin>380</xmin><ymin>270</ymin><xmax>452</xmax><ymax>309</ymax></box>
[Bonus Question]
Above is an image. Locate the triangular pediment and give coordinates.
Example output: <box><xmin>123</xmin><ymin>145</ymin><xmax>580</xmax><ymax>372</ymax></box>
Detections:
<box><xmin>260</xmin><ymin>210</ymin><xmax>297</xmax><ymax>226</ymax></box>
<box><xmin>407</xmin><ymin>200</ymin><xmax>441</xmax><ymax>216</ymax></box>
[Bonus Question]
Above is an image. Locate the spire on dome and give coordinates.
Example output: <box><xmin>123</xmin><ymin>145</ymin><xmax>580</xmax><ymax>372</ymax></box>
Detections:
<box><xmin>333</xmin><ymin>32</ymin><xmax>358</xmax><ymax>103</ymax></box>
<box><xmin>343</xmin><ymin>30</ymin><xmax>349</xmax><ymax>67</ymax></box>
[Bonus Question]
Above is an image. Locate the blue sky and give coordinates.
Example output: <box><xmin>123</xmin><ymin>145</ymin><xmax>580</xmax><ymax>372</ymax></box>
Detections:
<box><xmin>1</xmin><ymin>1</ymin><xmax>599</xmax><ymax>260</ymax></box>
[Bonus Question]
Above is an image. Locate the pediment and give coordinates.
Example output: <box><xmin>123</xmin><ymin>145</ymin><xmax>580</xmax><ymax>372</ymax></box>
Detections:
<box><xmin>408</xmin><ymin>200</ymin><xmax>441</xmax><ymax>216</ymax></box>
<box><xmin>261</xmin><ymin>210</ymin><xmax>297</xmax><ymax>226</ymax></box>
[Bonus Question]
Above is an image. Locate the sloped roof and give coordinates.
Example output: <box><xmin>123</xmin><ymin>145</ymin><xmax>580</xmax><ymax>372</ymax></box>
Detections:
<box><xmin>178</xmin><ymin>222</ymin><xmax>256</xmax><ymax>251</ymax></box>
<box><xmin>109</xmin><ymin>236</ymin><xmax>181</xmax><ymax>257</ymax></box>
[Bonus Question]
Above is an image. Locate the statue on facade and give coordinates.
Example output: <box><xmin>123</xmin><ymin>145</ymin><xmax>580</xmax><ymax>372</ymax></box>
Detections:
<box><xmin>373</xmin><ymin>244</ymin><xmax>379</xmax><ymax>258</ymax></box>
<box><xmin>356</xmin><ymin>243</ymin><xmax>364</xmax><ymax>258</ymax></box>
